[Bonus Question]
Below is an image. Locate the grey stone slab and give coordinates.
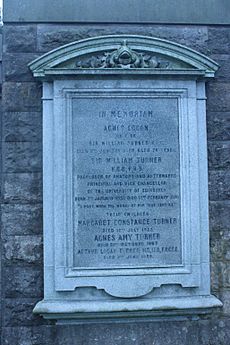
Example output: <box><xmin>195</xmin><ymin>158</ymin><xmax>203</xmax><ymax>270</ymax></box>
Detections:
<box><xmin>3</xmin><ymin>266</ymin><xmax>43</xmax><ymax>298</ymax></box>
<box><xmin>208</xmin><ymin>141</ymin><xmax>230</xmax><ymax>170</ymax></box>
<box><xmin>2</xmin><ymin>82</ymin><xmax>42</xmax><ymax>112</ymax></box>
<box><xmin>209</xmin><ymin>201</ymin><xmax>230</xmax><ymax>232</ymax></box>
<box><xmin>32</xmin><ymin>35</ymin><xmax>221</xmax><ymax>319</ymax></box>
<box><xmin>37</xmin><ymin>24</ymin><xmax>209</xmax><ymax>54</ymax></box>
<box><xmin>3</xmin><ymin>0</ymin><xmax>230</xmax><ymax>24</ymax></box>
<box><xmin>3</xmin><ymin>173</ymin><xmax>42</xmax><ymax>204</ymax></box>
<box><xmin>2</xmin><ymin>141</ymin><xmax>42</xmax><ymax>173</ymax></box>
<box><xmin>206</xmin><ymin>82</ymin><xmax>230</xmax><ymax>112</ymax></box>
<box><xmin>4</xmin><ymin>53</ymin><xmax>40</xmax><ymax>81</ymax></box>
<box><xmin>1</xmin><ymin>204</ymin><xmax>42</xmax><ymax>236</ymax></box>
<box><xmin>3</xmin><ymin>25</ymin><xmax>37</xmax><ymax>53</ymax></box>
<box><xmin>2</xmin><ymin>112</ymin><xmax>42</xmax><ymax>142</ymax></box>
<box><xmin>207</xmin><ymin>112</ymin><xmax>230</xmax><ymax>141</ymax></box>
<box><xmin>3</xmin><ymin>299</ymin><xmax>44</xmax><ymax>326</ymax></box>
<box><xmin>72</xmin><ymin>97</ymin><xmax>181</xmax><ymax>269</ymax></box>
<box><xmin>3</xmin><ymin>235</ymin><xmax>43</xmax><ymax>265</ymax></box>
<box><xmin>1</xmin><ymin>326</ymin><xmax>56</xmax><ymax>345</ymax></box>
<box><xmin>209</xmin><ymin>170</ymin><xmax>230</xmax><ymax>200</ymax></box>
<box><xmin>208</xmin><ymin>27</ymin><xmax>230</xmax><ymax>54</ymax></box>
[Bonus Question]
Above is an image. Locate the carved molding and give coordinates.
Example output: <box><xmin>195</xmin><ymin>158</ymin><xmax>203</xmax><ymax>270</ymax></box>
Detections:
<box><xmin>75</xmin><ymin>40</ymin><xmax>161</xmax><ymax>69</ymax></box>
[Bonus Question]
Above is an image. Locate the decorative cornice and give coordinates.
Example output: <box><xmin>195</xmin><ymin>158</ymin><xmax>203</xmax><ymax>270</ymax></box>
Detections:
<box><xmin>28</xmin><ymin>35</ymin><xmax>219</xmax><ymax>78</ymax></box>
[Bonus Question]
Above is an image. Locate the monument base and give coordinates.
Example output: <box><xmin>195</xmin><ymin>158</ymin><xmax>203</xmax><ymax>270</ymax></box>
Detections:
<box><xmin>33</xmin><ymin>295</ymin><xmax>222</xmax><ymax>323</ymax></box>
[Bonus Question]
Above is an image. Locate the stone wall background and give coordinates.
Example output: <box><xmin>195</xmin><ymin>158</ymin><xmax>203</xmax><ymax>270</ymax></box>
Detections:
<box><xmin>1</xmin><ymin>24</ymin><xmax>230</xmax><ymax>345</ymax></box>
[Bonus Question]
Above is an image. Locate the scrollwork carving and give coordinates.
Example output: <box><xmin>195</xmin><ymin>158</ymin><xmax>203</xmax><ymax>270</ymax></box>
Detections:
<box><xmin>75</xmin><ymin>40</ymin><xmax>162</xmax><ymax>69</ymax></box>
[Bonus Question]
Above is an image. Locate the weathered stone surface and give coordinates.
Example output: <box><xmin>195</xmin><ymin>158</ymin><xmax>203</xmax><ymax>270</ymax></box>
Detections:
<box><xmin>198</xmin><ymin>319</ymin><xmax>230</xmax><ymax>345</ymax></box>
<box><xmin>1</xmin><ymin>204</ymin><xmax>42</xmax><ymax>236</ymax></box>
<box><xmin>209</xmin><ymin>171</ymin><xmax>230</xmax><ymax>200</ymax></box>
<box><xmin>208</xmin><ymin>27</ymin><xmax>230</xmax><ymax>54</ymax></box>
<box><xmin>2</xmin><ymin>326</ymin><xmax>56</xmax><ymax>345</ymax></box>
<box><xmin>207</xmin><ymin>112</ymin><xmax>230</xmax><ymax>140</ymax></box>
<box><xmin>54</xmin><ymin>321</ymin><xmax>200</xmax><ymax>345</ymax></box>
<box><xmin>211</xmin><ymin>54</ymin><xmax>230</xmax><ymax>82</ymax></box>
<box><xmin>210</xmin><ymin>230</ymin><xmax>230</xmax><ymax>262</ymax></box>
<box><xmin>2</xmin><ymin>112</ymin><xmax>42</xmax><ymax>142</ymax></box>
<box><xmin>210</xmin><ymin>235</ymin><xmax>225</xmax><ymax>262</ymax></box>
<box><xmin>3</xmin><ymin>266</ymin><xmax>43</xmax><ymax>298</ymax></box>
<box><xmin>4</xmin><ymin>0</ymin><xmax>230</xmax><ymax>25</ymax></box>
<box><xmin>37</xmin><ymin>24</ymin><xmax>209</xmax><ymax>54</ymax></box>
<box><xmin>4</xmin><ymin>25</ymin><xmax>37</xmax><ymax>53</ymax></box>
<box><xmin>208</xmin><ymin>141</ymin><xmax>230</xmax><ymax>170</ymax></box>
<box><xmin>215</xmin><ymin>290</ymin><xmax>230</xmax><ymax>316</ymax></box>
<box><xmin>4</xmin><ymin>53</ymin><xmax>40</xmax><ymax>81</ymax></box>
<box><xmin>3</xmin><ymin>236</ymin><xmax>42</xmax><ymax>265</ymax></box>
<box><xmin>52</xmin><ymin>320</ymin><xmax>230</xmax><ymax>345</ymax></box>
<box><xmin>206</xmin><ymin>82</ymin><xmax>230</xmax><ymax>112</ymax></box>
<box><xmin>209</xmin><ymin>201</ymin><xmax>230</xmax><ymax>232</ymax></box>
<box><xmin>211</xmin><ymin>261</ymin><xmax>222</xmax><ymax>291</ymax></box>
<box><xmin>2</xmin><ymin>82</ymin><xmax>42</xmax><ymax>112</ymax></box>
<box><xmin>211</xmin><ymin>261</ymin><xmax>230</xmax><ymax>291</ymax></box>
<box><xmin>3</xmin><ymin>173</ymin><xmax>42</xmax><ymax>203</ymax></box>
<box><xmin>2</xmin><ymin>141</ymin><xmax>42</xmax><ymax>173</ymax></box>
<box><xmin>1</xmin><ymin>22</ymin><xmax>230</xmax><ymax>344</ymax></box>
<box><xmin>3</xmin><ymin>299</ymin><xmax>44</xmax><ymax>326</ymax></box>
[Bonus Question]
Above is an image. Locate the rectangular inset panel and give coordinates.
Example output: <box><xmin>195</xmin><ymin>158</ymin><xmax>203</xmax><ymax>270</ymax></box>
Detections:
<box><xmin>72</xmin><ymin>96</ymin><xmax>181</xmax><ymax>269</ymax></box>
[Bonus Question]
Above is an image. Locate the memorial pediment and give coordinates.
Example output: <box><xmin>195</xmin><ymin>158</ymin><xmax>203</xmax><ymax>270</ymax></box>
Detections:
<box><xmin>29</xmin><ymin>35</ymin><xmax>218</xmax><ymax>78</ymax></box>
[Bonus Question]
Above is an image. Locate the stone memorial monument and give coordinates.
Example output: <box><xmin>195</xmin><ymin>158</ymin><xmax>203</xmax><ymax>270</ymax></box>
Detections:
<box><xmin>29</xmin><ymin>35</ymin><xmax>222</xmax><ymax>321</ymax></box>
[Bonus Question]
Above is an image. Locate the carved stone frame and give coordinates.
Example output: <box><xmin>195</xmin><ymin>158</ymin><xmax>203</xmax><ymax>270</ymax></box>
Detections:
<box><xmin>29</xmin><ymin>35</ymin><xmax>222</xmax><ymax>322</ymax></box>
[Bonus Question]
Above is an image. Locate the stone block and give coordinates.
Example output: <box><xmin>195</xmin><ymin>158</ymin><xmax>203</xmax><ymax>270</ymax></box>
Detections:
<box><xmin>215</xmin><ymin>290</ymin><xmax>230</xmax><ymax>316</ymax></box>
<box><xmin>209</xmin><ymin>170</ymin><xmax>230</xmax><ymax>201</ymax></box>
<box><xmin>210</xmin><ymin>230</ymin><xmax>230</xmax><ymax>262</ymax></box>
<box><xmin>3</xmin><ymin>266</ymin><xmax>43</xmax><ymax>298</ymax></box>
<box><xmin>3</xmin><ymin>299</ymin><xmax>44</xmax><ymax>326</ymax></box>
<box><xmin>4</xmin><ymin>53</ymin><xmax>40</xmax><ymax>82</ymax></box>
<box><xmin>211</xmin><ymin>54</ymin><xmax>230</xmax><ymax>82</ymax></box>
<box><xmin>1</xmin><ymin>204</ymin><xmax>42</xmax><ymax>236</ymax></box>
<box><xmin>37</xmin><ymin>24</ymin><xmax>208</xmax><ymax>54</ymax></box>
<box><xmin>207</xmin><ymin>112</ymin><xmax>230</xmax><ymax>140</ymax></box>
<box><xmin>210</xmin><ymin>261</ymin><xmax>230</xmax><ymax>291</ymax></box>
<box><xmin>3</xmin><ymin>235</ymin><xmax>43</xmax><ymax>265</ymax></box>
<box><xmin>222</xmin><ymin>268</ymin><xmax>230</xmax><ymax>288</ymax></box>
<box><xmin>210</xmin><ymin>235</ymin><xmax>225</xmax><ymax>262</ymax></box>
<box><xmin>54</xmin><ymin>321</ymin><xmax>199</xmax><ymax>345</ymax></box>
<box><xmin>2</xmin><ymin>141</ymin><xmax>42</xmax><ymax>173</ymax></box>
<box><xmin>3</xmin><ymin>172</ymin><xmax>42</xmax><ymax>204</ymax></box>
<box><xmin>2</xmin><ymin>82</ymin><xmax>42</xmax><ymax>112</ymax></box>
<box><xmin>2</xmin><ymin>326</ymin><xmax>56</xmax><ymax>345</ymax></box>
<box><xmin>208</xmin><ymin>141</ymin><xmax>230</xmax><ymax>170</ymax></box>
<box><xmin>209</xmin><ymin>201</ymin><xmax>230</xmax><ymax>232</ymax></box>
<box><xmin>206</xmin><ymin>82</ymin><xmax>230</xmax><ymax>112</ymax></box>
<box><xmin>210</xmin><ymin>261</ymin><xmax>220</xmax><ymax>291</ymax></box>
<box><xmin>199</xmin><ymin>319</ymin><xmax>230</xmax><ymax>345</ymax></box>
<box><xmin>208</xmin><ymin>27</ymin><xmax>230</xmax><ymax>54</ymax></box>
<box><xmin>4</xmin><ymin>25</ymin><xmax>37</xmax><ymax>53</ymax></box>
<box><xmin>2</xmin><ymin>112</ymin><xmax>42</xmax><ymax>142</ymax></box>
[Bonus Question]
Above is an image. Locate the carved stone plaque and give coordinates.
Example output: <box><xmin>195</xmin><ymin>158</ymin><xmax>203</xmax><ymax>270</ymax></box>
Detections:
<box><xmin>30</xmin><ymin>35</ymin><xmax>222</xmax><ymax>320</ymax></box>
<box><xmin>72</xmin><ymin>96</ymin><xmax>181</xmax><ymax>268</ymax></box>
